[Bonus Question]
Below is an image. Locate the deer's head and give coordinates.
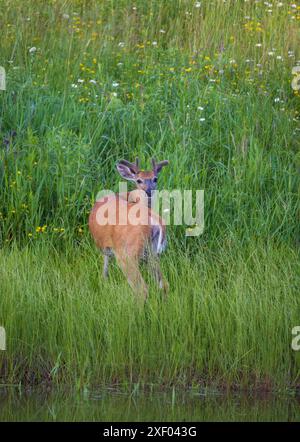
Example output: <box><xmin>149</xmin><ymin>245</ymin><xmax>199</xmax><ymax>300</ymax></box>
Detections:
<box><xmin>116</xmin><ymin>157</ymin><xmax>169</xmax><ymax>197</ymax></box>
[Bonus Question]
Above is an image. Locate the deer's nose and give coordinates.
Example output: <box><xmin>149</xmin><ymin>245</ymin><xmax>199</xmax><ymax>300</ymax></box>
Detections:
<box><xmin>144</xmin><ymin>180</ymin><xmax>154</xmax><ymax>196</ymax></box>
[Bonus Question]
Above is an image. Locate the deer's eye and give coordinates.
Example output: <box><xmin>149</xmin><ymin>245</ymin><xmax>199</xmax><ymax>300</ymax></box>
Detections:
<box><xmin>136</xmin><ymin>178</ymin><xmax>143</xmax><ymax>184</ymax></box>
<box><xmin>153</xmin><ymin>177</ymin><xmax>158</xmax><ymax>183</ymax></box>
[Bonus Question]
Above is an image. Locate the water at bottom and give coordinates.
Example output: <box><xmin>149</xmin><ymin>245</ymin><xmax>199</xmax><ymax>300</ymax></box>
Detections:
<box><xmin>0</xmin><ymin>387</ymin><xmax>299</xmax><ymax>422</ymax></box>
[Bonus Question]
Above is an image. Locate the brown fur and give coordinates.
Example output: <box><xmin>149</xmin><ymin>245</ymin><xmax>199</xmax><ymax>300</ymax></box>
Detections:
<box><xmin>88</xmin><ymin>193</ymin><xmax>167</xmax><ymax>301</ymax></box>
<box><xmin>89</xmin><ymin>158</ymin><xmax>169</xmax><ymax>302</ymax></box>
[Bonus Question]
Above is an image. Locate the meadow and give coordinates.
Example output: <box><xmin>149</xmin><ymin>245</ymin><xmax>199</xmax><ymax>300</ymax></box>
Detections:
<box><xmin>0</xmin><ymin>0</ymin><xmax>299</xmax><ymax>390</ymax></box>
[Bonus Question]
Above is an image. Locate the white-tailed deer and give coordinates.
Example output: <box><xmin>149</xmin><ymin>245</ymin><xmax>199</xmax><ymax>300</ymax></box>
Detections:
<box><xmin>89</xmin><ymin>158</ymin><xmax>169</xmax><ymax>302</ymax></box>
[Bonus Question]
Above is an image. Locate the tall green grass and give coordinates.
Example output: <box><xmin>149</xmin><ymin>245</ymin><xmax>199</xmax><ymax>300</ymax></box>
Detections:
<box><xmin>0</xmin><ymin>0</ymin><xmax>300</xmax><ymax>388</ymax></box>
<box><xmin>0</xmin><ymin>239</ymin><xmax>299</xmax><ymax>388</ymax></box>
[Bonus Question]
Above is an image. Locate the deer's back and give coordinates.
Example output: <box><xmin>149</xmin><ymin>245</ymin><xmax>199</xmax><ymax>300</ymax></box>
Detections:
<box><xmin>89</xmin><ymin>194</ymin><xmax>166</xmax><ymax>258</ymax></box>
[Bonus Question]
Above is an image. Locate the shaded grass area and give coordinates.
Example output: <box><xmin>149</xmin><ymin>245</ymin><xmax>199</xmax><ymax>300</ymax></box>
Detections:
<box><xmin>0</xmin><ymin>239</ymin><xmax>299</xmax><ymax>388</ymax></box>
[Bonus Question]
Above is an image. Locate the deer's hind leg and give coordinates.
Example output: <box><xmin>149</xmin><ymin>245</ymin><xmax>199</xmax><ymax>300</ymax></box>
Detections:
<box><xmin>115</xmin><ymin>252</ymin><xmax>148</xmax><ymax>302</ymax></box>
<box><xmin>144</xmin><ymin>239</ymin><xmax>169</xmax><ymax>296</ymax></box>
<box><xmin>103</xmin><ymin>254</ymin><xmax>109</xmax><ymax>278</ymax></box>
<box><xmin>148</xmin><ymin>255</ymin><xmax>169</xmax><ymax>296</ymax></box>
<box><xmin>103</xmin><ymin>248</ymin><xmax>113</xmax><ymax>278</ymax></box>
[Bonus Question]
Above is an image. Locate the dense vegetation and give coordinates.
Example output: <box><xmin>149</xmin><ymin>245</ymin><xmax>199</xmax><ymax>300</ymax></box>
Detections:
<box><xmin>0</xmin><ymin>0</ymin><xmax>299</xmax><ymax>389</ymax></box>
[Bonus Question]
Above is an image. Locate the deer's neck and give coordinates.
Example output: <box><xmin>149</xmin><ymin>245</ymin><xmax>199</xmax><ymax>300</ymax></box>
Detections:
<box><xmin>125</xmin><ymin>189</ymin><xmax>156</xmax><ymax>210</ymax></box>
<box><xmin>147</xmin><ymin>195</ymin><xmax>153</xmax><ymax>208</ymax></box>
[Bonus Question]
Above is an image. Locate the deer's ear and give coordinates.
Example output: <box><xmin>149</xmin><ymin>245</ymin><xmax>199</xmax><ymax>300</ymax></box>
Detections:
<box><xmin>116</xmin><ymin>162</ymin><xmax>137</xmax><ymax>181</ymax></box>
<box><xmin>155</xmin><ymin>160</ymin><xmax>169</xmax><ymax>173</ymax></box>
